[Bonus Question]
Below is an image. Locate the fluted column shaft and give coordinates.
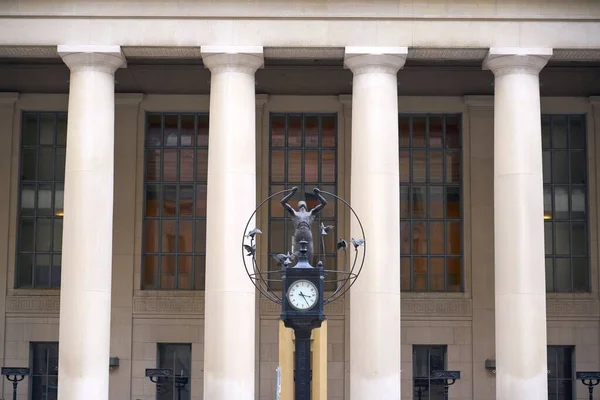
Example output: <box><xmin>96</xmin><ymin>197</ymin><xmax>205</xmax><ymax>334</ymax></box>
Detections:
<box><xmin>57</xmin><ymin>45</ymin><xmax>125</xmax><ymax>400</ymax></box>
<box><xmin>344</xmin><ymin>46</ymin><xmax>407</xmax><ymax>400</ymax></box>
<box><xmin>201</xmin><ymin>46</ymin><xmax>263</xmax><ymax>400</ymax></box>
<box><xmin>484</xmin><ymin>47</ymin><xmax>552</xmax><ymax>400</ymax></box>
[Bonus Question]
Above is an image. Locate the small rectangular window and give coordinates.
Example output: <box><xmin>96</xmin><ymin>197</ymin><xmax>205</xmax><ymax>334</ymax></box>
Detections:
<box><xmin>30</xmin><ymin>342</ymin><xmax>59</xmax><ymax>400</ymax></box>
<box><xmin>413</xmin><ymin>345</ymin><xmax>447</xmax><ymax>399</ymax></box>
<box><xmin>547</xmin><ymin>346</ymin><xmax>574</xmax><ymax>400</ymax></box>
<box><xmin>156</xmin><ymin>343</ymin><xmax>192</xmax><ymax>400</ymax></box>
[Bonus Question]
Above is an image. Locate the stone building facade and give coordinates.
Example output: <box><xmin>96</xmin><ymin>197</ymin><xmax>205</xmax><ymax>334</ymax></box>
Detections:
<box><xmin>0</xmin><ymin>1</ymin><xmax>599</xmax><ymax>399</ymax></box>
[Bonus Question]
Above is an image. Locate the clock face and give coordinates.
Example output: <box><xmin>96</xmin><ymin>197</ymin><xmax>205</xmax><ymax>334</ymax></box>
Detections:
<box><xmin>287</xmin><ymin>279</ymin><xmax>318</xmax><ymax>310</ymax></box>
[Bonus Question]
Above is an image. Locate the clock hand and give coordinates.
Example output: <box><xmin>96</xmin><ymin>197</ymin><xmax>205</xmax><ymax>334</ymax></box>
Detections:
<box><xmin>298</xmin><ymin>292</ymin><xmax>310</xmax><ymax>306</ymax></box>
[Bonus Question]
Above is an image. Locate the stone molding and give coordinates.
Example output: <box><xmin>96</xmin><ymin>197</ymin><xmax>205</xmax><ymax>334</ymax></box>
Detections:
<box><xmin>256</xmin><ymin>94</ymin><xmax>269</xmax><ymax>109</ymax></box>
<box><xmin>260</xmin><ymin>296</ymin><xmax>346</xmax><ymax>316</ymax></box>
<box><xmin>0</xmin><ymin>92</ymin><xmax>18</xmax><ymax>105</ymax></box>
<box><xmin>133</xmin><ymin>296</ymin><xmax>205</xmax><ymax>315</ymax></box>
<box><xmin>6</xmin><ymin>296</ymin><xmax>60</xmax><ymax>314</ymax></box>
<box><xmin>123</xmin><ymin>46</ymin><xmax>201</xmax><ymax>59</ymax></box>
<box><xmin>408</xmin><ymin>48</ymin><xmax>488</xmax><ymax>61</ymax></box>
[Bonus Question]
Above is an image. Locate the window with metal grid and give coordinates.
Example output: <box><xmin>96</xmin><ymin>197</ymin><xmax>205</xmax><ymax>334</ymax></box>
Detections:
<box><xmin>413</xmin><ymin>345</ymin><xmax>447</xmax><ymax>400</ymax></box>
<box><xmin>399</xmin><ymin>114</ymin><xmax>462</xmax><ymax>292</ymax></box>
<box><xmin>157</xmin><ymin>343</ymin><xmax>192</xmax><ymax>400</ymax></box>
<box><xmin>268</xmin><ymin>113</ymin><xmax>338</xmax><ymax>290</ymax></box>
<box><xmin>142</xmin><ymin>113</ymin><xmax>209</xmax><ymax>290</ymax></box>
<box><xmin>30</xmin><ymin>342</ymin><xmax>59</xmax><ymax>400</ymax></box>
<box><xmin>547</xmin><ymin>346</ymin><xmax>574</xmax><ymax>400</ymax></box>
<box><xmin>543</xmin><ymin>115</ymin><xmax>589</xmax><ymax>292</ymax></box>
<box><xmin>16</xmin><ymin>112</ymin><xmax>67</xmax><ymax>288</ymax></box>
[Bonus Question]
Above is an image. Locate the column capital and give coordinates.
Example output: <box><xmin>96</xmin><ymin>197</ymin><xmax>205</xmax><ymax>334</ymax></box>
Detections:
<box><xmin>590</xmin><ymin>96</ymin><xmax>600</xmax><ymax>107</ymax></box>
<box><xmin>0</xmin><ymin>92</ymin><xmax>18</xmax><ymax>105</ymax></box>
<box><xmin>58</xmin><ymin>45</ymin><xmax>126</xmax><ymax>73</ymax></box>
<box><xmin>483</xmin><ymin>47</ymin><xmax>552</xmax><ymax>77</ymax></box>
<box><xmin>343</xmin><ymin>46</ymin><xmax>407</xmax><ymax>75</ymax></box>
<box><xmin>201</xmin><ymin>46</ymin><xmax>264</xmax><ymax>74</ymax></box>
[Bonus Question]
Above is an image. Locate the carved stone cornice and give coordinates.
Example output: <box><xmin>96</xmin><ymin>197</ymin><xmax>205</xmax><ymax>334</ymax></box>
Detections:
<box><xmin>133</xmin><ymin>296</ymin><xmax>205</xmax><ymax>315</ymax></box>
<box><xmin>6</xmin><ymin>296</ymin><xmax>60</xmax><ymax>314</ymax></box>
<box><xmin>546</xmin><ymin>299</ymin><xmax>599</xmax><ymax>318</ymax></box>
<box><xmin>402</xmin><ymin>298</ymin><xmax>472</xmax><ymax>317</ymax></box>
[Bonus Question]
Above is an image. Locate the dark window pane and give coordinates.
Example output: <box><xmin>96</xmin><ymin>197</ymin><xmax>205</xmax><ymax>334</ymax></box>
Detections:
<box><xmin>322</xmin><ymin>116</ymin><xmax>336</xmax><ymax>147</ymax></box>
<box><xmin>446</xmin><ymin>187</ymin><xmax>461</xmax><ymax>218</ymax></box>
<box><xmin>180</xmin><ymin>149</ymin><xmax>194</xmax><ymax>181</ymax></box>
<box><xmin>158</xmin><ymin>344</ymin><xmax>192</xmax><ymax>400</ymax></box>
<box><xmin>570</xmin><ymin>151</ymin><xmax>585</xmax><ymax>184</ymax></box>
<box><xmin>22</xmin><ymin>148</ymin><xmax>37</xmax><ymax>181</ymax></box>
<box><xmin>412</xmin><ymin>150</ymin><xmax>426</xmax><ymax>182</ymax></box>
<box><xmin>22</xmin><ymin>113</ymin><xmax>38</xmax><ymax>145</ymax></box>
<box><xmin>553</xmin><ymin>187</ymin><xmax>569</xmax><ymax>219</ymax></box>
<box><xmin>552</xmin><ymin>116</ymin><xmax>568</xmax><ymax>148</ymax></box>
<box><xmin>196</xmin><ymin>149</ymin><xmax>208</xmax><ymax>182</ymax></box>
<box><xmin>429</xmin><ymin>117</ymin><xmax>443</xmax><ymax>148</ymax></box>
<box><xmin>305</xmin><ymin>116</ymin><xmax>319</xmax><ymax>147</ymax></box>
<box><xmin>55</xmin><ymin>148</ymin><xmax>66</xmax><ymax>181</ymax></box>
<box><xmin>430</xmin><ymin>258</ymin><xmax>445</xmax><ymax>291</ymax></box>
<box><xmin>546</xmin><ymin>258</ymin><xmax>554</xmax><ymax>292</ymax></box>
<box><xmin>39</xmin><ymin>113</ymin><xmax>55</xmax><ymax>145</ymax></box>
<box><xmin>445</xmin><ymin>151</ymin><xmax>460</xmax><ymax>183</ymax></box>
<box><xmin>305</xmin><ymin>151</ymin><xmax>319</xmax><ymax>182</ymax></box>
<box><xmin>288</xmin><ymin>150</ymin><xmax>302</xmax><ymax>182</ymax></box>
<box><xmin>554</xmin><ymin>222</ymin><xmax>570</xmax><ymax>255</ymax></box>
<box><xmin>429</xmin><ymin>187</ymin><xmax>443</xmax><ymax>218</ymax></box>
<box><xmin>569</xmin><ymin>116</ymin><xmax>585</xmax><ymax>149</ymax></box>
<box><xmin>571</xmin><ymin>222</ymin><xmax>586</xmax><ymax>255</ymax></box>
<box><xmin>38</xmin><ymin>148</ymin><xmax>54</xmax><ymax>181</ymax></box>
<box><xmin>195</xmin><ymin>185</ymin><xmax>207</xmax><ymax>218</ymax></box>
<box><xmin>400</xmin><ymin>150</ymin><xmax>410</xmax><ymax>183</ymax></box>
<box><xmin>445</xmin><ymin>116</ymin><xmax>460</xmax><ymax>148</ymax></box>
<box><xmin>19</xmin><ymin>218</ymin><xmax>35</xmax><ymax>252</ymax></box>
<box><xmin>178</xmin><ymin>220</ymin><xmax>193</xmax><ymax>253</ymax></box>
<box><xmin>146</xmin><ymin>185</ymin><xmax>161</xmax><ymax>217</ymax></box>
<box><xmin>413</xmin><ymin>258</ymin><xmax>427</xmax><ymax>291</ymax></box>
<box><xmin>17</xmin><ymin>254</ymin><xmax>33</xmax><ymax>287</ymax></box>
<box><xmin>543</xmin><ymin>151</ymin><xmax>551</xmax><ymax>184</ymax></box>
<box><xmin>163</xmin><ymin>149</ymin><xmax>177</xmax><ymax>182</ymax></box>
<box><xmin>35</xmin><ymin>219</ymin><xmax>52</xmax><ymax>252</ymax></box>
<box><xmin>552</xmin><ymin>151</ymin><xmax>569</xmax><ymax>184</ymax></box>
<box><xmin>194</xmin><ymin>221</ymin><xmax>206</xmax><ymax>253</ymax></box>
<box><xmin>143</xmin><ymin>255</ymin><xmax>159</xmax><ymax>289</ymax></box>
<box><xmin>195</xmin><ymin>256</ymin><xmax>206</xmax><ymax>290</ymax></box>
<box><xmin>430</xmin><ymin>222</ymin><xmax>444</xmax><ymax>254</ymax></box>
<box><xmin>399</xmin><ymin>116</ymin><xmax>410</xmax><ymax>147</ymax></box>
<box><xmin>572</xmin><ymin>258</ymin><xmax>589</xmax><ymax>292</ymax></box>
<box><xmin>400</xmin><ymin>222</ymin><xmax>410</xmax><ymax>254</ymax></box>
<box><xmin>164</xmin><ymin>114</ymin><xmax>179</xmax><ymax>146</ymax></box>
<box><xmin>413</xmin><ymin>222</ymin><xmax>427</xmax><ymax>255</ymax></box>
<box><xmin>542</xmin><ymin>116</ymin><xmax>551</xmax><ymax>149</ymax></box>
<box><xmin>180</xmin><ymin>114</ymin><xmax>195</xmax><ymax>146</ymax></box>
<box><xmin>271</xmin><ymin>150</ymin><xmax>285</xmax><ymax>183</ymax></box>
<box><xmin>178</xmin><ymin>255</ymin><xmax>192</xmax><ymax>289</ymax></box>
<box><xmin>162</xmin><ymin>185</ymin><xmax>177</xmax><ymax>217</ymax></box>
<box><xmin>544</xmin><ymin>186</ymin><xmax>552</xmax><ymax>216</ymax></box>
<box><xmin>401</xmin><ymin>257</ymin><xmax>410</xmax><ymax>291</ymax></box>
<box><xmin>146</xmin><ymin>114</ymin><xmax>162</xmax><ymax>147</ymax></box>
<box><xmin>197</xmin><ymin>114</ymin><xmax>209</xmax><ymax>147</ymax></box>
<box><xmin>288</xmin><ymin>115</ymin><xmax>302</xmax><ymax>147</ymax></box>
<box><xmin>400</xmin><ymin>187</ymin><xmax>409</xmax><ymax>219</ymax></box>
<box><xmin>146</xmin><ymin>150</ymin><xmax>161</xmax><ymax>182</ymax></box>
<box><xmin>271</xmin><ymin>115</ymin><xmax>285</xmax><ymax>147</ymax></box>
<box><xmin>412</xmin><ymin>187</ymin><xmax>427</xmax><ymax>218</ymax></box>
<box><xmin>447</xmin><ymin>258</ymin><xmax>461</xmax><ymax>291</ymax></box>
<box><xmin>322</xmin><ymin>150</ymin><xmax>335</xmax><ymax>182</ymax></box>
<box><xmin>429</xmin><ymin>151</ymin><xmax>443</xmax><ymax>183</ymax></box>
<box><xmin>447</xmin><ymin>221</ymin><xmax>461</xmax><ymax>255</ymax></box>
<box><xmin>555</xmin><ymin>259</ymin><xmax>571</xmax><ymax>292</ymax></box>
<box><xmin>571</xmin><ymin>187</ymin><xmax>585</xmax><ymax>219</ymax></box>
<box><xmin>179</xmin><ymin>185</ymin><xmax>194</xmax><ymax>217</ymax></box>
<box><xmin>544</xmin><ymin>221</ymin><xmax>553</xmax><ymax>255</ymax></box>
<box><xmin>53</xmin><ymin>219</ymin><xmax>62</xmax><ymax>252</ymax></box>
<box><xmin>412</xmin><ymin>117</ymin><xmax>426</xmax><ymax>147</ymax></box>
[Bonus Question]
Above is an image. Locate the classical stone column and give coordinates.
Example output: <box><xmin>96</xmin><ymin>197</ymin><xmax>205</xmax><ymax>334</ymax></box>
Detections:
<box><xmin>344</xmin><ymin>46</ymin><xmax>407</xmax><ymax>399</ymax></box>
<box><xmin>484</xmin><ymin>48</ymin><xmax>552</xmax><ymax>400</ymax></box>
<box><xmin>56</xmin><ymin>45</ymin><xmax>125</xmax><ymax>400</ymax></box>
<box><xmin>201</xmin><ymin>46</ymin><xmax>263</xmax><ymax>400</ymax></box>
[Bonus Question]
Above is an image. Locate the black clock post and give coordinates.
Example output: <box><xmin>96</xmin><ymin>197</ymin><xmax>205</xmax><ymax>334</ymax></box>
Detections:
<box><xmin>280</xmin><ymin>239</ymin><xmax>326</xmax><ymax>400</ymax></box>
<box><xmin>242</xmin><ymin>186</ymin><xmax>366</xmax><ymax>400</ymax></box>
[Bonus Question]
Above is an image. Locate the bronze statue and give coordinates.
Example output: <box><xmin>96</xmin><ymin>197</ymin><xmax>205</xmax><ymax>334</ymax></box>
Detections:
<box><xmin>280</xmin><ymin>186</ymin><xmax>327</xmax><ymax>261</ymax></box>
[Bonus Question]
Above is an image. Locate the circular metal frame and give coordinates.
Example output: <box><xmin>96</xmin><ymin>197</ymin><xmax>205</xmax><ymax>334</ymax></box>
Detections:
<box><xmin>241</xmin><ymin>188</ymin><xmax>366</xmax><ymax>305</ymax></box>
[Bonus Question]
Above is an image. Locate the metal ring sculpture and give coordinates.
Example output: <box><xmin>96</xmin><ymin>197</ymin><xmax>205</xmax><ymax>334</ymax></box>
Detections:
<box><xmin>241</xmin><ymin>188</ymin><xmax>366</xmax><ymax>305</ymax></box>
